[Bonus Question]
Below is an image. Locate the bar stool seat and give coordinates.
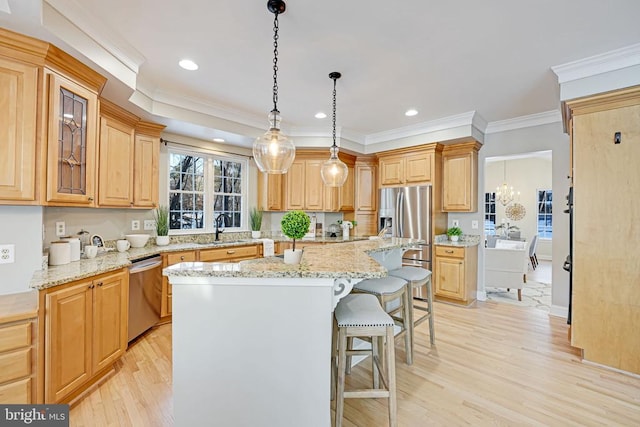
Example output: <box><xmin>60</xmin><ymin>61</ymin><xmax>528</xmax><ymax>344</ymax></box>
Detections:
<box><xmin>389</xmin><ymin>266</ymin><xmax>435</xmax><ymax>350</ymax></box>
<box><xmin>332</xmin><ymin>294</ymin><xmax>397</xmax><ymax>427</ymax></box>
<box><xmin>353</xmin><ymin>276</ymin><xmax>413</xmax><ymax>365</ymax></box>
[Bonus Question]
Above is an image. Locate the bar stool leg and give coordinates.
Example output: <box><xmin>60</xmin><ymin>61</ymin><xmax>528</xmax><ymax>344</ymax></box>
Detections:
<box><xmin>403</xmin><ymin>287</ymin><xmax>413</xmax><ymax>365</ymax></box>
<box><xmin>335</xmin><ymin>328</ymin><xmax>348</xmax><ymax>427</ymax></box>
<box><xmin>371</xmin><ymin>335</ymin><xmax>380</xmax><ymax>389</ymax></box>
<box><xmin>426</xmin><ymin>278</ymin><xmax>435</xmax><ymax>345</ymax></box>
<box><xmin>345</xmin><ymin>337</ymin><xmax>353</xmax><ymax>374</ymax></box>
<box><xmin>331</xmin><ymin>319</ymin><xmax>337</xmax><ymax>401</ymax></box>
<box><xmin>386</xmin><ymin>325</ymin><xmax>398</xmax><ymax>427</ymax></box>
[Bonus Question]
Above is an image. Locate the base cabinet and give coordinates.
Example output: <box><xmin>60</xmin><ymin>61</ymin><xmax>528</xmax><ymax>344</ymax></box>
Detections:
<box><xmin>0</xmin><ymin>319</ymin><xmax>37</xmax><ymax>403</ymax></box>
<box><xmin>41</xmin><ymin>269</ymin><xmax>128</xmax><ymax>403</ymax></box>
<box><xmin>434</xmin><ymin>245</ymin><xmax>477</xmax><ymax>305</ymax></box>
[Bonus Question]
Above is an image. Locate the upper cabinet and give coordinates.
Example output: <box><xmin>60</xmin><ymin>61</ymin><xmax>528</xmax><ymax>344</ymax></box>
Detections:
<box><xmin>378</xmin><ymin>148</ymin><xmax>435</xmax><ymax>187</ymax></box>
<box><xmin>257</xmin><ymin>173</ymin><xmax>284</xmax><ymax>211</ymax></box>
<box><xmin>133</xmin><ymin>122</ymin><xmax>165</xmax><ymax>208</ymax></box>
<box><xmin>442</xmin><ymin>142</ymin><xmax>481</xmax><ymax>212</ymax></box>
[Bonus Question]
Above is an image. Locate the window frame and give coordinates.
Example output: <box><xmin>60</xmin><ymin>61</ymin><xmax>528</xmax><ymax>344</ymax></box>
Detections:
<box><xmin>536</xmin><ymin>189</ymin><xmax>553</xmax><ymax>240</ymax></box>
<box><xmin>167</xmin><ymin>146</ymin><xmax>249</xmax><ymax>235</ymax></box>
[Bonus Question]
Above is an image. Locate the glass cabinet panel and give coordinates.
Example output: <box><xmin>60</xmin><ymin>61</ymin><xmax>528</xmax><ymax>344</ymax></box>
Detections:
<box><xmin>58</xmin><ymin>87</ymin><xmax>89</xmax><ymax>195</ymax></box>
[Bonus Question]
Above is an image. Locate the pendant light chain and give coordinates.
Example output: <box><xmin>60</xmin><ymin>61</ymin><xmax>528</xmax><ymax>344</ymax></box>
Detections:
<box><xmin>332</xmin><ymin>77</ymin><xmax>337</xmax><ymax>150</ymax></box>
<box><xmin>272</xmin><ymin>12</ymin><xmax>280</xmax><ymax>115</ymax></box>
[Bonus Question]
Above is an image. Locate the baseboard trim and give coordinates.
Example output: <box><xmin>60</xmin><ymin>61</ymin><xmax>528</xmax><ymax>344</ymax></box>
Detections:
<box><xmin>476</xmin><ymin>290</ymin><xmax>487</xmax><ymax>301</ymax></box>
<box><xmin>549</xmin><ymin>304</ymin><xmax>568</xmax><ymax>318</ymax></box>
<box><xmin>581</xmin><ymin>359</ymin><xmax>640</xmax><ymax>379</ymax></box>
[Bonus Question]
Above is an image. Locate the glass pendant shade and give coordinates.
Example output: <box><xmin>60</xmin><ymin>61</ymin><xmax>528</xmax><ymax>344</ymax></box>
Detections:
<box><xmin>253</xmin><ymin>111</ymin><xmax>295</xmax><ymax>174</ymax></box>
<box><xmin>321</xmin><ymin>146</ymin><xmax>348</xmax><ymax>187</ymax></box>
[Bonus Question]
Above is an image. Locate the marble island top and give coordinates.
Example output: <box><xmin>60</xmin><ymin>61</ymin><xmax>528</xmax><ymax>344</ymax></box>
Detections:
<box><xmin>164</xmin><ymin>237</ymin><xmax>423</xmax><ymax>280</ymax></box>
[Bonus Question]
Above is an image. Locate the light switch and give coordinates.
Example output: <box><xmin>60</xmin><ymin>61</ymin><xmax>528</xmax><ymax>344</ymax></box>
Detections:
<box><xmin>471</xmin><ymin>220</ymin><xmax>478</xmax><ymax>229</ymax></box>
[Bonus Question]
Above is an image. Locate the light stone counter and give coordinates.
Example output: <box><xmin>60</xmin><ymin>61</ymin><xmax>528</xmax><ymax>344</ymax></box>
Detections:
<box><xmin>434</xmin><ymin>234</ymin><xmax>481</xmax><ymax>248</ymax></box>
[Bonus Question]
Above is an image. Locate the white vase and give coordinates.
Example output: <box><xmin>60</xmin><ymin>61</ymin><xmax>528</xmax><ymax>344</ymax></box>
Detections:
<box><xmin>450</xmin><ymin>235</ymin><xmax>459</xmax><ymax>242</ymax></box>
<box><xmin>251</xmin><ymin>230</ymin><xmax>261</xmax><ymax>239</ymax></box>
<box><xmin>283</xmin><ymin>249</ymin><xmax>303</xmax><ymax>264</ymax></box>
<box><xmin>156</xmin><ymin>235</ymin><xmax>170</xmax><ymax>246</ymax></box>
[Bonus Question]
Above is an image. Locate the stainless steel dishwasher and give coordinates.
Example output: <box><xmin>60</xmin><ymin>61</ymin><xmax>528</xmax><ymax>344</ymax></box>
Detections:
<box><xmin>128</xmin><ymin>255</ymin><xmax>163</xmax><ymax>342</ymax></box>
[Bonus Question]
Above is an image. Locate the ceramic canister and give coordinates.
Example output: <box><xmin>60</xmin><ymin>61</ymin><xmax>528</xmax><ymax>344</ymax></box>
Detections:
<box><xmin>49</xmin><ymin>241</ymin><xmax>71</xmax><ymax>266</ymax></box>
<box><xmin>61</xmin><ymin>237</ymin><xmax>81</xmax><ymax>261</ymax></box>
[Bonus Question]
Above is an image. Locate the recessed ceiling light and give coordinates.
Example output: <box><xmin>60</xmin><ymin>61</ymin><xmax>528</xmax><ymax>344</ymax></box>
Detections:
<box><xmin>315</xmin><ymin>112</ymin><xmax>327</xmax><ymax>119</ymax></box>
<box><xmin>212</xmin><ymin>138</ymin><xmax>225</xmax><ymax>143</ymax></box>
<box><xmin>179</xmin><ymin>59</ymin><xmax>199</xmax><ymax>71</ymax></box>
<box><xmin>405</xmin><ymin>109</ymin><xmax>418</xmax><ymax>117</ymax></box>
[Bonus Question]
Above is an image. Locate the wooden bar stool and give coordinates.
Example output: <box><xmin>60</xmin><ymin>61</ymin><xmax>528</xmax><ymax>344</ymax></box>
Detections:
<box><xmin>332</xmin><ymin>294</ymin><xmax>397</xmax><ymax>427</ymax></box>
<box><xmin>389</xmin><ymin>267</ymin><xmax>435</xmax><ymax>360</ymax></box>
<box><xmin>353</xmin><ymin>276</ymin><xmax>412</xmax><ymax>365</ymax></box>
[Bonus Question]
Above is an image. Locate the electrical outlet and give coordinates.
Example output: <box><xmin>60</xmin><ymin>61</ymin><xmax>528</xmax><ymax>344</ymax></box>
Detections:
<box><xmin>452</xmin><ymin>220</ymin><xmax>459</xmax><ymax>227</ymax></box>
<box><xmin>144</xmin><ymin>220</ymin><xmax>156</xmax><ymax>231</ymax></box>
<box><xmin>131</xmin><ymin>220</ymin><xmax>141</xmax><ymax>231</ymax></box>
<box><xmin>471</xmin><ymin>220</ymin><xmax>479</xmax><ymax>229</ymax></box>
<box><xmin>55</xmin><ymin>221</ymin><xmax>66</xmax><ymax>237</ymax></box>
<box><xmin>0</xmin><ymin>244</ymin><xmax>15</xmax><ymax>264</ymax></box>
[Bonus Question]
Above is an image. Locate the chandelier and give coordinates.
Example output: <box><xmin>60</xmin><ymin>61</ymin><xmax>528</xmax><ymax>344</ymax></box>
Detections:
<box><xmin>496</xmin><ymin>160</ymin><xmax>519</xmax><ymax>206</ymax></box>
<box><xmin>320</xmin><ymin>72</ymin><xmax>348</xmax><ymax>187</ymax></box>
<box><xmin>252</xmin><ymin>0</ymin><xmax>296</xmax><ymax>174</ymax></box>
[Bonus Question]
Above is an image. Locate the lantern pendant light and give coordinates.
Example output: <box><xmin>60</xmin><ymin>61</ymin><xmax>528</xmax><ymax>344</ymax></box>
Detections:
<box><xmin>253</xmin><ymin>0</ymin><xmax>296</xmax><ymax>174</ymax></box>
<box><xmin>320</xmin><ymin>72</ymin><xmax>348</xmax><ymax>187</ymax></box>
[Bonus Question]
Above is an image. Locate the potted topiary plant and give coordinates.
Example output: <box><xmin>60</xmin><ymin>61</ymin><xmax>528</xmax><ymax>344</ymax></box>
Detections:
<box><xmin>280</xmin><ymin>210</ymin><xmax>311</xmax><ymax>264</ymax></box>
<box><xmin>250</xmin><ymin>207</ymin><xmax>263</xmax><ymax>239</ymax></box>
<box><xmin>154</xmin><ymin>205</ymin><xmax>170</xmax><ymax>246</ymax></box>
<box><xmin>446</xmin><ymin>226</ymin><xmax>462</xmax><ymax>242</ymax></box>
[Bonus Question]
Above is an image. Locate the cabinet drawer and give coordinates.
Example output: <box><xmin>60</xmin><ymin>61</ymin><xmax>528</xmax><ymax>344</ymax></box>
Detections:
<box><xmin>435</xmin><ymin>246</ymin><xmax>465</xmax><ymax>258</ymax></box>
<box><xmin>0</xmin><ymin>377</ymin><xmax>31</xmax><ymax>404</ymax></box>
<box><xmin>0</xmin><ymin>348</ymin><xmax>31</xmax><ymax>384</ymax></box>
<box><xmin>200</xmin><ymin>245</ymin><xmax>259</xmax><ymax>262</ymax></box>
<box><xmin>166</xmin><ymin>251</ymin><xmax>197</xmax><ymax>265</ymax></box>
<box><xmin>0</xmin><ymin>322</ymin><xmax>31</xmax><ymax>353</ymax></box>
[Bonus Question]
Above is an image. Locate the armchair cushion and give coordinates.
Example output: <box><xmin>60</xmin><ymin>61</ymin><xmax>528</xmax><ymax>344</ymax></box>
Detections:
<box><xmin>484</xmin><ymin>242</ymin><xmax>529</xmax><ymax>290</ymax></box>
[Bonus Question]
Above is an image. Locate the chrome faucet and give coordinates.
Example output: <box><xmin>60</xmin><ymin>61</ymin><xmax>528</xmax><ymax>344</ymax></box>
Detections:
<box><xmin>215</xmin><ymin>213</ymin><xmax>230</xmax><ymax>241</ymax></box>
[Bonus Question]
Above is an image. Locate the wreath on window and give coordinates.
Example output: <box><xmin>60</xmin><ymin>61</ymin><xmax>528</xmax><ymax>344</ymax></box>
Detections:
<box><xmin>505</xmin><ymin>203</ymin><xmax>526</xmax><ymax>221</ymax></box>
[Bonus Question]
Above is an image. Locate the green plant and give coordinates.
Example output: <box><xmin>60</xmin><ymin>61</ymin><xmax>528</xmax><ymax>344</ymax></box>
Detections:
<box><xmin>281</xmin><ymin>210</ymin><xmax>311</xmax><ymax>251</ymax></box>
<box><xmin>249</xmin><ymin>207</ymin><xmax>263</xmax><ymax>232</ymax></box>
<box><xmin>154</xmin><ymin>205</ymin><xmax>169</xmax><ymax>236</ymax></box>
<box><xmin>446</xmin><ymin>226</ymin><xmax>462</xmax><ymax>237</ymax></box>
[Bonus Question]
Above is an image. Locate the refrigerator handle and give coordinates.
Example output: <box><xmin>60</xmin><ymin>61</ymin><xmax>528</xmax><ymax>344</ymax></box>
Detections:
<box><xmin>397</xmin><ymin>191</ymin><xmax>404</xmax><ymax>237</ymax></box>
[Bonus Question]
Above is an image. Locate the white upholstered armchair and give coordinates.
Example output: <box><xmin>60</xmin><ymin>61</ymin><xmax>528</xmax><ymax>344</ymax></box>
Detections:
<box><xmin>484</xmin><ymin>239</ymin><xmax>529</xmax><ymax>301</ymax></box>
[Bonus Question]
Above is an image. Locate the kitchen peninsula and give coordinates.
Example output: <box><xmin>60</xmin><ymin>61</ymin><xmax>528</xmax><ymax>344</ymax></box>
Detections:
<box><xmin>164</xmin><ymin>237</ymin><xmax>421</xmax><ymax>427</ymax></box>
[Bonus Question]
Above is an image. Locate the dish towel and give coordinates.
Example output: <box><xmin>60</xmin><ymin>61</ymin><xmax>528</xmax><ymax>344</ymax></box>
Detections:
<box><xmin>260</xmin><ymin>238</ymin><xmax>275</xmax><ymax>257</ymax></box>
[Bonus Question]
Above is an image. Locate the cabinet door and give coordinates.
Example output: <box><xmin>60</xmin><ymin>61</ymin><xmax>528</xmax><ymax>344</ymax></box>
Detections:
<box><xmin>258</xmin><ymin>172</ymin><xmax>283</xmax><ymax>211</ymax></box>
<box><xmin>338</xmin><ymin>166</ymin><xmax>355</xmax><ymax>211</ymax></box>
<box><xmin>379</xmin><ymin>156</ymin><xmax>404</xmax><ymax>186</ymax></box>
<box><xmin>45</xmin><ymin>280</ymin><xmax>93</xmax><ymax>402</ymax></box>
<box><xmin>435</xmin><ymin>256</ymin><xmax>465</xmax><ymax>300</ymax></box>
<box><xmin>285</xmin><ymin>161</ymin><xmax>305</xmax><ymax>210</ymax></box>
<box><xmin>98</xmin><ymin>116</ymin><xmax>135</xmax><ymax>207</ymax></box>
<box><xmin>324</xmin><ymin>186</ymin><xmax>339</xmax><ymax>212</ymax></box>
<box><xmin>305</xmin><ymin>160</ymin><xmax>324</xmax><ymax>210</ymax></box>
<box><xmin>46</xmin><ymin>72</ymin><xmax>98</xmax><ymax>206</ymax></box>
<box><xmin>0</xmin><ymin>58</ymin><xmax>38</xmax><ymax>202</ymax></box>
<box><xmin>92</xmin><ymin>271</ymin><xmax>128</xmax><ymax>373</ymax></box>
<box><xmin>443</xmin><ymin>152</ymin><xmax>476</xmax><ymax>212</ymax></box>
<box><xmin>356</xmin><ymin>165</ymin><xmax>376</xmax><ymax>211</ymax></box>
<box><xmin>133</xmin><ymin>134</ymin><xmax>159</xmax><ymax>208</ymax></box>
<box><xmin>405</xmin><ymin>152</ymin><xmax>433</xmax><ymax>183</ymax></box>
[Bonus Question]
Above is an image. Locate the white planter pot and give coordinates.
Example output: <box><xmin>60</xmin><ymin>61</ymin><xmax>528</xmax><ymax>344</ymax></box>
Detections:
<box><xmin>283</xmin><ymin>249</ymin><xmax>303</xmax><ymax>265</ymax></box>
<box><xmin>251</xmin><ymin>230</ymin><xmax>261</xmax><ymax>239</ymax></box>
<box><xmin>156</xmin><ymin>235</ymin><xmax>170</xmax><ymax>246</ymax></box>
<box><xmin>450</xmin><ymin>235</ymin><xmax>459</xmax><ymax>242</ymax></box>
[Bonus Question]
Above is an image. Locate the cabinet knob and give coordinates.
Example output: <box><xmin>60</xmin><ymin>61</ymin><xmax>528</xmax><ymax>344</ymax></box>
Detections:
<box><xmin>97</xmin><ymin>282</ymin><xmax>103</xmax><ymax>287</ymax></box>
<box><xmin>88</xmin><ymin>197</ymin><xmax>94</xmax><ymax>201</ymax></box>
<box><xmin>180</xmin><ymin>256</ymin><xmax>185</xmax><ymax>261</ymax></box>
<box><xmin>445</xmin><ymin>250</ymin><xmax>454</xmax><ymax>254</ymax></box>
<box><xmin>89</xmin><ymin>284</ymin><xmax>94</xmax><ymax>289</ymax></box>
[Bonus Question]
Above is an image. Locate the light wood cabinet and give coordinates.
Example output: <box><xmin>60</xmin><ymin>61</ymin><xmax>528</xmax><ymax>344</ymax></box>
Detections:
<box><xmin>567</xmin><ymin>87</ymin><xmax>640</xmax><ymax>375</ymax></box>
<box><xmin>200</xmin><ymin>244</ymin><xmax>260</xmax><ymax>262</ymax></box>
<box><xmin>258</xmin><ymin>172</ymin><xmax>284</xmax><ymax>211</ymax></box>
<box><xmin>0</xmin><ymin>319</ymin><xmax>37</xmax><ymax>404</ymax></box>
<box><xmin>41</xmin><ymin>269</ymin><xmax>128</xmax><ymax>403</ymax></box>
<box><xmin>378</xmin><ymin>150</ymin><xmax>433</xmax><ymax>187</ymax></box>
<box><xmin>285</xmin><ymin>160</ymin><xmax>306</xmax><ymax>210</ymax></box>
<box><xmin>0</xmin><ymin>56</ymin><xmax>39</xmax><ymax>203</ymax></box>
<box><xmin>133</xmin><ymin>122</ymin><xmax>164</xmax><ymax>208</ymax></box>
<box><xmin>434</xmin><ymin>245</ymin><xmax>477</xmax><ymax>305</ymax></box>
<box><xmin>304</xmin><ymin>160</ymin><xmax>324</xmax><ymax>210</ymax></box>
<box><xmin>161</xmin><ymin>251</ymin><xmax>197</xmax><ymax>318</ymax></box>
<box><xmin>442</xmin><ymin>142</ymin><xmax>481</xmax><ymax>212</ymax></box>
<box><xmin>355</xmin><ymin>163</ymin><xmax>376</xmax><ymax>211</ymax></box>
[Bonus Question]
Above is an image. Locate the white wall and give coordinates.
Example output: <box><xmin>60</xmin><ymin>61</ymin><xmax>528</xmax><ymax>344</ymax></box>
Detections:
<box><xmin>448</xmin><ymin>121</ymin><xmax>570</xmax><ymax>317</ymax></box>
<box><xmin>485</xmin><ymin>156</ymin><xmax>553</xmax><ymax>259</ymax></box>
<box><xmin>0</xmin><ymin>206</ymin><xmax>44</xmax><ymax>295</ymax></box>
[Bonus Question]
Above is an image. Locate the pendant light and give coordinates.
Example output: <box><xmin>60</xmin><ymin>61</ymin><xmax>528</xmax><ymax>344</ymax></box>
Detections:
<box><xmin>253</xmin><ymin>0</ymin><xmax>295</xmax><ymax>174</ymax></box>
<box><xmin>320</xmin><ymin>72</ymin><xmax>348</xmax><ymax>187</ymax></box>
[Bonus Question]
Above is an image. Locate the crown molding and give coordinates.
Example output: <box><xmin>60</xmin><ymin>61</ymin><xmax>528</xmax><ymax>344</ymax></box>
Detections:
<box><xmin>364</xmin><ymin>111</ymin><xmax>478</xmax><ymax>145</ymax></box>
<box><xmin>551</xmin><ymin>42</ymin><xmax>640</xmax><ymax>84</ymax></box>
<box><xmin>484</xmin><ymin>110</ymin><xmax>561</xmax><ymax>134</ymax></box>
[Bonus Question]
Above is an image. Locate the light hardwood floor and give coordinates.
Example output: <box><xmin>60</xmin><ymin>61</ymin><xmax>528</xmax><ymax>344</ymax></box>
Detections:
<box><xmin>69</xmin><ymin>301</ymin><xmax>640</xmax><ymax>426</ymax></box>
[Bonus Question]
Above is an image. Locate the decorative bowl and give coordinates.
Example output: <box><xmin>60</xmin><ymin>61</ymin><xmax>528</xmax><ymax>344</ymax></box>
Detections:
<box><xmin>125</xmin><ymin>234</ymin><xmax>150</xmax><ymax>248</ymax></box>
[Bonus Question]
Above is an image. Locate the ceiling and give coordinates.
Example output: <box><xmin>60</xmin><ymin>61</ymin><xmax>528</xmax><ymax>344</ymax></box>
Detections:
<box><xmin>2</xmin><ymin>0</ymin><xmax>640</xmax><ymax>150</ymax></box>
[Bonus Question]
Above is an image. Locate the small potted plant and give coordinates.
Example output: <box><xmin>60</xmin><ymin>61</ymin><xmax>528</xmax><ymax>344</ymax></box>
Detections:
<box><xmin>154</xmin><ymin>205</ymin><xmax>170</xmax><ymax>246</ymax></box>
<box><xmin>446</xmin><ymin>226</ymin><xmax>462</xmax><ymax>242</ymax></box>
<box><xmin>250</xmin><ymin>207</ymin><xmax>263</xmax><ymax>239</ymax></box>
<box><xmin>280</xmin><ymin>210</ymin><xmax>311</xmax><ymax>264</ymax></box>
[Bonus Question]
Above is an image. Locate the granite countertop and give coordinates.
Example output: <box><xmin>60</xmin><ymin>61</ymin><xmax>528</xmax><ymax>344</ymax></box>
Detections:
<box><xmin>164</xmin><ymin>237</ymin><xmax>422</xmax><ymax>280</ymax></box>
<box><xmin>433</xmin><ymin>234</ymin><xmax>480</xmax><ymax>248</ymax></box>
<box><xmin>30</xmin><ymin>236</ymin><xmax>371</xmax><ymax>290</ymax></box>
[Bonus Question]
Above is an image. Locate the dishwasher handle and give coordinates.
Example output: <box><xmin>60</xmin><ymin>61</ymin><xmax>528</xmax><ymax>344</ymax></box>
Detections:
<box><xmin>129</xmin><ymin>258</ymin><xmax>162</xmax><ymax>274</ymax></box>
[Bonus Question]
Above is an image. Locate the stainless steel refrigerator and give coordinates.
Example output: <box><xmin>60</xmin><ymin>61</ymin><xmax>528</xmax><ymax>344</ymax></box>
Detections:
<box><xmin>379</xmin><ymin>185</ymin><xmax>432</xmax><ymax>272</ymax></box>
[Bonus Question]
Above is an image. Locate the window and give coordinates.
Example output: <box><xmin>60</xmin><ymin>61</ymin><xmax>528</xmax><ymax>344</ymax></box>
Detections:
<box><xmin>484</xmin><ymin>192</ymin><xmax>496</xmax><ymax>235</ymax></box>
<box><xmin>537</xmin><ymin>189</ymin><xmax>552</xmax><ymax>239</ymax></box>
<box><xmin>168</xmin><ymin>148</ymin><xmax>247</xmax><ymax>233</ymax></box>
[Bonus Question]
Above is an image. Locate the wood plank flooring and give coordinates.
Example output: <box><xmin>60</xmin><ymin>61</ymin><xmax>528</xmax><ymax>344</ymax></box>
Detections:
<box><xmin>69</xmin><ymin>301</ymin><xmax>640</xmax><ymax>426</ymax></box>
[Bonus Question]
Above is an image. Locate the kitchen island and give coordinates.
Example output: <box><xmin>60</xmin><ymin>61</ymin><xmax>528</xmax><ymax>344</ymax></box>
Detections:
<box><xmin>164</xmin><ymin>237</ymin><xmax>421</xmax><ymax>427</ymax></box>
